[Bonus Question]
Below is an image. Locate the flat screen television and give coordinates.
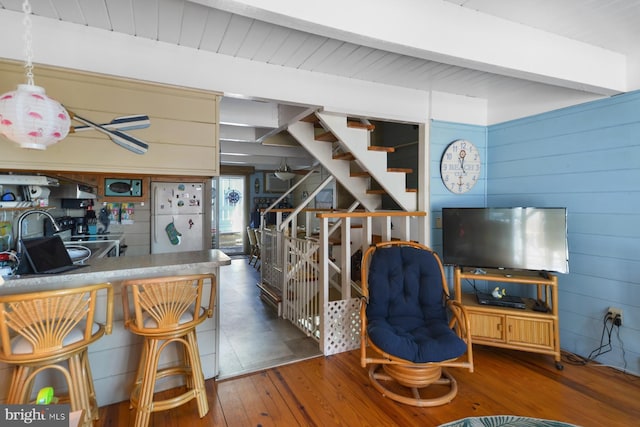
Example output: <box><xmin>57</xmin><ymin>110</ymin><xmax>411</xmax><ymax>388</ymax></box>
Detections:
<box><xmin>442</xmin><ymin>207</ymin><xmax>569</xmax><ymax>274</ymax></box>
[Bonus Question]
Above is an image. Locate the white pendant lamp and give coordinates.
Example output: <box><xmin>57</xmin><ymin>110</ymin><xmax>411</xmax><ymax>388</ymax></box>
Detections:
<box><xmin>274</xmin><ymin>158</ymin><xmax>295</xmax><ymax>181</ymax></box>
<box><xmin>0</xmin><ymin>0</ymin><xmax>70</xmax><ymax>150</ymax></box>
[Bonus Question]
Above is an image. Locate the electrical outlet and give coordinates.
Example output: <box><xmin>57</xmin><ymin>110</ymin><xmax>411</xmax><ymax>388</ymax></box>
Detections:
<box><xmin>608</xmin><ymin>307</ymin><xmax>623</xmax><ymax>326</ymax></box>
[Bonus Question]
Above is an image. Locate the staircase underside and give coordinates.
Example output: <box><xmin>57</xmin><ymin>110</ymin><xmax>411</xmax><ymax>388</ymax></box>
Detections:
<box><xmin>288</xmin><ymin>111</ymin><xmax>417</xmax><ymax>212</ymax></box>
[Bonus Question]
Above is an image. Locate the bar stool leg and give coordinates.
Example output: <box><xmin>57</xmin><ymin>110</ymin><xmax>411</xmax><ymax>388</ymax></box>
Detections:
<box><xmin>25</xmin><ymin>369</ymin><xmax>43</xmax><ymax>404</ymax></box>
<box><xmin>135</xmin><ymin>338</ymin><xmax>161</xmax><ymax>427</ymax></box>
<box><xmin>130</xmin><ymin>339</ymin><xmax>148</xmax><ymax>409</ymax></box>
<box><xmin>182</xmin><ymin>344</ymin><xmax>194</xmax><ymax>389</ymax></box>
<box><xmin>80</xmin><ymin>349</ymin><xmax>99</xmax><ymax>420</ymax></box>
<box><xmin>69</xmin><ymin>352</ymin><xmax>94</xmax><ymax>426</ymax></box>
<box><xmin>185</xmin><ymin>329</ymin><xmax>208</xmax><ymax>417</ymax></box>
<box><xmin>7</xmin><ymin>366</ymin><xmax>31</xmax><ymax>403</ymax></box>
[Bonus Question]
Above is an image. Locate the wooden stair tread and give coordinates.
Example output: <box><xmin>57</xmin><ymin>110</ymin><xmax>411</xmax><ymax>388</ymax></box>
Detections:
<box><xmin>347</xmin><ymin>120</ymin><xmax>375</xmax><ymax>131</ymax></box>
<box><xmin>301</xmin><ymin>113</ymin><xmax>319</xmax><ymax>123</ymax></box>
<box><xmin>350</xmin><ymin>171</ymin><xmax>370</xmax><ymax>177</ymax></box>
<box><xmin>333</xmin><ymin>152</ymin><xmax>355</xmax><ymax>161</ymax></box>
<box><xmin>387</xmin><ymin>167</ymin><xmax>413</xmax><ymax>173</ymax></box>
<box><xmin>315</xmin><ymin>131</ymin><xmax>338</xmax><ymax>142</ymax></box>
<box><xmin>257</xmin><ymin>282</ymin><xmax>282</xmax><ymax>300</ymax></box>
<box><xmin>366</xmin><ymin>188</ymin><xmax>417</xmax><ymax>194</ymax></box>
<box><xmin>368</xmin><ymin>146</ymin><xmax>394</xmax><ymax>153</ymax></box>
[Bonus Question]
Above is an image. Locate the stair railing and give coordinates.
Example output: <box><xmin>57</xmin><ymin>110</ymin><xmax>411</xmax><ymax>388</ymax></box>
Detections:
<box><xmin>315</xmin><ymin>210</ymin><xmax>427</xmax><ymax>355</ymax></box>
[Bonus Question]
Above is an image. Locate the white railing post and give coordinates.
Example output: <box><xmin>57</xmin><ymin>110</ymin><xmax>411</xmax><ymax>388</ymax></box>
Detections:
<box><xmin>318</xmin><ymin>216</ymin><xmax>330</xmax><ymax>354</ymax></box>
<box><xmin>382</xmin><ymin>216</ymin><xmax>392</xmax><ymax>241</ymax></box>
<box><xmin>341</xmin><ymin>216</ymin><xmax>351</xmax><ymax>299</ymax></box>
<box><xmin>398</xmin><ymin>215</ymin><xmax>410</xmax><ymax>241</ymax></box>
<box><xmin>362</xmin><ymin>216</ymin><xmax>372</xmax><ymax>252</ymax></box>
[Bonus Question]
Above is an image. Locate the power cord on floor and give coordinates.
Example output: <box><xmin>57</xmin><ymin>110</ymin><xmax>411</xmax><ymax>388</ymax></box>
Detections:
<box><xmin>587</xmin><ymin>312</ymin><xmax>615</xmax><ymax>360</ymax></box>
<box><xmin>560</xmin><ymin>312</ymin><xmax>636</xmax><ymax>382</ymax></box>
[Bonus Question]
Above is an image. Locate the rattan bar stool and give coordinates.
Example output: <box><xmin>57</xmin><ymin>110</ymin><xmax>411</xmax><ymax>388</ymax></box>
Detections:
<box><xmin>121</xmin><ymin>273</ymin><xmax>217</xmax><ymax>427</ymax></box>
<box><xmin>0</xmin><ymin>283</ymin><xmax>114</xmax><ymax>427</ymax></box>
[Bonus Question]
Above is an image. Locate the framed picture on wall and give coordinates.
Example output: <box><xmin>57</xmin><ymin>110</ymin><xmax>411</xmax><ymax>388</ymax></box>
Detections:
<box><xmin>264</xmin><ymin>172</ymin><xmax>290</xmax><ymax>193</ymax></box>
<box><xmin>315</xmin><ymin>189</ymin><xmax>333</xmax><ymax>209</ymax></box>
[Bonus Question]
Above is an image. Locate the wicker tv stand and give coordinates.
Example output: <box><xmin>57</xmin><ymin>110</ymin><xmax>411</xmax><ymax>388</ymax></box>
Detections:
<box><xmin>453</xmin><ymin>267</ymin><xmax>563</xmax><ymax>370</ymax></box>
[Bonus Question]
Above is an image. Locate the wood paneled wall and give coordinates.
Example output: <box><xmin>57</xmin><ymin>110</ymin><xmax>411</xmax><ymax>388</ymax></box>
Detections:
<box><xmin>0</xmin><ymin>60</ymin><xmax>221</xmax><ymax>176</ymax></box>
<box><xmin>487</xmin><ymin>92</ymin><xmax>640</xmax><ymax>375</ymax></box>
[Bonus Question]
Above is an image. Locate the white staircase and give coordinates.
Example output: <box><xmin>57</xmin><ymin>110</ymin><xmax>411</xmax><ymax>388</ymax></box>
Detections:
<box><xmin>287</xmin><ymin>111</ymin><xmax>417</xmax><ymax>212</ymax></box>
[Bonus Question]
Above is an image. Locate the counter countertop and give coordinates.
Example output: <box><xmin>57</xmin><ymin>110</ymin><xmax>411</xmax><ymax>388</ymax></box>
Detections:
<box><xmin>0</xmin><ymin>249</ymin><xmax>231</xmax><ymax>294</ymax></box>
<box><xmin>0</xmin><ymin>248</ymin><xmax>231</xmax><ymax>406</ymax></box>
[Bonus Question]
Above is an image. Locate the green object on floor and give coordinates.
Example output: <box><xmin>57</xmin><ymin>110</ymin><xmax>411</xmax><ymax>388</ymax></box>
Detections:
<box><xmin>36</xmin><ymin>386</ymin><xmax>58</xmax><ymax>404</ymax></box>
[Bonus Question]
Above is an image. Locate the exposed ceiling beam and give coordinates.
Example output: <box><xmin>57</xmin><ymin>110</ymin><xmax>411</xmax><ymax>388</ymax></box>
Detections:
<box><xmin>220</xmin><ymin>125</ymin><xmax>278</xmax><ymax>143</ymax></box>
<box><xmin>202</xmin><ymin>0</ymin><xmax>628</xmax><ymax>94</ymax></box>
<box><xmin>220</xmin><ymin>97</ymin><xmax>279</xmax><ymax>127</ymax></box>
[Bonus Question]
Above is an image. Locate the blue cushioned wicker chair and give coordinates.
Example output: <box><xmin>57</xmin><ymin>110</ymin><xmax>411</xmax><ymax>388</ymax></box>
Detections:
<box><xmin>360</xmin><ymin>241</ymin><xmax>474</xmax><ymax>407</ymax></box>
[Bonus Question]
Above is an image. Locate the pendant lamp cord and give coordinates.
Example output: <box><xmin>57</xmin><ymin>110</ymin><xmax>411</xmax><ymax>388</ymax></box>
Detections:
<box><xmin>22</xmin><ymin>0</ymin><xmax>34</xmax><ymax>86</ymax></box>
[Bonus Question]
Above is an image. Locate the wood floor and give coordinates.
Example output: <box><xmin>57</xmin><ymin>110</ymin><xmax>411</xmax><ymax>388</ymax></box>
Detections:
<box><xmin>96</xmin><ymin>345</ymin><xmax>638</xmax><ymax>427</ymax></box>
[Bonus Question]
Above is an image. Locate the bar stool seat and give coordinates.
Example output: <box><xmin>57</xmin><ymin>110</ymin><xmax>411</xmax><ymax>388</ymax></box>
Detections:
<box><xmin>0</xmin><ymin>283</ymin><xmax>113</xmax><ymax>427</ymax></box>
<box><xmin>121</xmin><ymin>273</ymin><xmax>217</xmax><ymax>427</ymax></box>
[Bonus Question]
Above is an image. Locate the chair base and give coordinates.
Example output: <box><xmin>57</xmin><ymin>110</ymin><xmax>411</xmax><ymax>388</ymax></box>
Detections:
<box><xmin>130</xmin><ymin>333</ymin><xmax>208</xmax><ymax>427</ymax></box>
<box><xmin>130</xmin><ymin>366</ymin><xmax>205</xmax><ymax>413</ymax></box>
<box><xmin>4</xmin><ymin>349</ymin><xmax>98</xmax><ymax>427</ymax></box>
<box><xmin>368</xmin><ymin>363</ymin><xmax>458</xmax><ymax>407</ymax></box>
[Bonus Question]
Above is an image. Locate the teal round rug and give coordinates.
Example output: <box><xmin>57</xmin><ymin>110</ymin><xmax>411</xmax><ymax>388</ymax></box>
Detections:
<box><xmin>439</xmin><ymin>415</ymin><xmax>581</xmax><ymax>427</ymax></box>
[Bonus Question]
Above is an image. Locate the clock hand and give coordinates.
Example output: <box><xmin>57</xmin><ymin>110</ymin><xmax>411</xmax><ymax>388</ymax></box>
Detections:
<box><xmin>458</xmin><ymin>149</ymin><xmax>467</xmax><ymax>174</ymax></box>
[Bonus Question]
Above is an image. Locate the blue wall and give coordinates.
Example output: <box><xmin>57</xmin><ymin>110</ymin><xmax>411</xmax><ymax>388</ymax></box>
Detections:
<box><xmin>487</xmin><ymin>92</ymin><xmax>640</xmax><ymax>374</ymax></box>
<box><xmin>430</xmin><ymin>120</ymin><xmax>487</xmax><ymax>256</ymax></box>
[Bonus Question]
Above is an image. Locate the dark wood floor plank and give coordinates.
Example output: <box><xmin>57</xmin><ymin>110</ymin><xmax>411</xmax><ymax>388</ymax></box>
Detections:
<box><xmin>216</xmin><ymin>370</ymin><xmax>302</xmax><ymax>427</ymax></box>
<box><xmin>269</xmin><ymin>354</ymin><xmax>412</xmax><ymax>426</ymax></box>
<box><xmin>334</xmin><ymin>350</ymin><xmax>447</xmax><ymax>426</ymax></box>
<box><xmin>97</xmin><ymin>345</ymin><xmax>639</xmax><ymax>427</ymax></box>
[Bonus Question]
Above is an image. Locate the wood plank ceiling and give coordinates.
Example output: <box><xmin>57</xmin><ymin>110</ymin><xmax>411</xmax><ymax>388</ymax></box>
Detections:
<box><xmin>1</xmin><ymin>0</ymin><xmax>639</xmax><ymax>169</ymax></box>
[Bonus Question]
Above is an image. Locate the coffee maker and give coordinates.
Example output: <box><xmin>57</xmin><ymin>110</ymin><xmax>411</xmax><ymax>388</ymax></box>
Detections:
<box><xmin>75</xmin><ymin>217</ymin><xmax>86</xmax><ymax>235</ymax></box>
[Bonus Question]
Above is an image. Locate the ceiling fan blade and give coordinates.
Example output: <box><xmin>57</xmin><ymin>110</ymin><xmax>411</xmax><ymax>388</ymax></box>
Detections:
<box><xmin>72</xmin><ymin>115</ymin><xmax>150</xmax><ymax>133</ymax></box>
<box><xmin>68</xmin><ymin>110</ymin><xmax>149</xmax><ymax>154</ymax></box>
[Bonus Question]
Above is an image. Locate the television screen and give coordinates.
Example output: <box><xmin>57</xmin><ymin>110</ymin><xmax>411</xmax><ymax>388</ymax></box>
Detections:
<box><xmin>442</xmin><ymin>207</ymin><xmax>569</xmax><ymax>273</ymax></box>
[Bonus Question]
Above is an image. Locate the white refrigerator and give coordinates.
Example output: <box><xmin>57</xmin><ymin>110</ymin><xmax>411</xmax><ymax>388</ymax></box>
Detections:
<box><xmin>151</xmin><ymin>182</ymin><xmax>205</xmax><ymax>254</ymax></box>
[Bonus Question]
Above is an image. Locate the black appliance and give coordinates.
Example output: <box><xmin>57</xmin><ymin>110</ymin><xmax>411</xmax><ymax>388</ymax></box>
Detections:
<box><xmin>441</xmin><ymin>207</ymin><xmax>569</xmax><ymax>274</ymax></box>
<box><xmin>44</xmin><ymin>216</ymin><xmax>75</xmax><ymax>236</ymax></box>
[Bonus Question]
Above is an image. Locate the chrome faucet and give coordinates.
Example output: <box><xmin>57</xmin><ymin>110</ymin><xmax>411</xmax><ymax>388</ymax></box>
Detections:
<box><xmin>16</xmin><ymin>209</ymin><xmax>60</xmax><ymax>254</ymax></box>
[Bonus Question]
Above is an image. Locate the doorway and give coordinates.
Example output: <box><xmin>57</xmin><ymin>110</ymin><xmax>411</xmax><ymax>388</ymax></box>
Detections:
<box><xmin>218</xmin><ymin>175</ymin><xmax>245</xmax><ymax>255</ymax></box>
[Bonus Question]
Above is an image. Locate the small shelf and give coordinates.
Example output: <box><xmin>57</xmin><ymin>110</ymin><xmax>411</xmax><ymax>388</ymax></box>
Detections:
<box><xmin>454</xmin><ymin>267</ymin><xmax>563</xmax><ymax>369</ymax></box>
<box><xmin>460</xmin><ymin>293</ymin><xmax>553</xmax><ymax>318</ymax></box>
<box><xmin>0</xmin><ymin>202</ymin><xmax>43</xmax><ymax>210</ymax></box>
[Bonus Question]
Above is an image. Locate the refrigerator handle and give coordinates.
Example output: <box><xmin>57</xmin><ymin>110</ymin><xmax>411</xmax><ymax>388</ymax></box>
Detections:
<box><xmin>153</xmin><ymin>185</ymin><xmax>158</xmax><ymax>244</ymax></box>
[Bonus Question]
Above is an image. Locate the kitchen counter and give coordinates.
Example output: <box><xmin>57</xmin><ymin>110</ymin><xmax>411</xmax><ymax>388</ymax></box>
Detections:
<box><xmin>0</xmin><ymin>249</ymin><xmax>231</xmax><ymax>407</ymax></box>
<box><xmin>0</xmin><ymin>249</ymin><xmax>229</xmax><ymax>293</ymax></box>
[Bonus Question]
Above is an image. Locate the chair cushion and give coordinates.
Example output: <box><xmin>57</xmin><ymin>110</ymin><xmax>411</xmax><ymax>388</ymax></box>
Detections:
<box><xmin>11</xmin><ymin>321</ymin><xmax>100</xmax><ymax>355</ymax></box>
<box><xmin>366</xmin><ymin>246</ymin><xmax>467</xmax><ymax>363</ymax></box>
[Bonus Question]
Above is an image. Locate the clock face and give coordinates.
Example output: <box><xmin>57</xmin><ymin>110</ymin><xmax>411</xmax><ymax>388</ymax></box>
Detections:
<box><xmin>440</xmin><ymin>139</ymin><xmax>481</xmax><ymax>194</ymax></box>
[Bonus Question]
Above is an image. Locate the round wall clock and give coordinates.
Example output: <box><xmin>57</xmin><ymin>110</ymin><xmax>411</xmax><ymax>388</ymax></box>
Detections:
<box><xmin>440</xmin><ymin>139</ymin><xmax>481</xmax><ymax>194</ymax></box>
